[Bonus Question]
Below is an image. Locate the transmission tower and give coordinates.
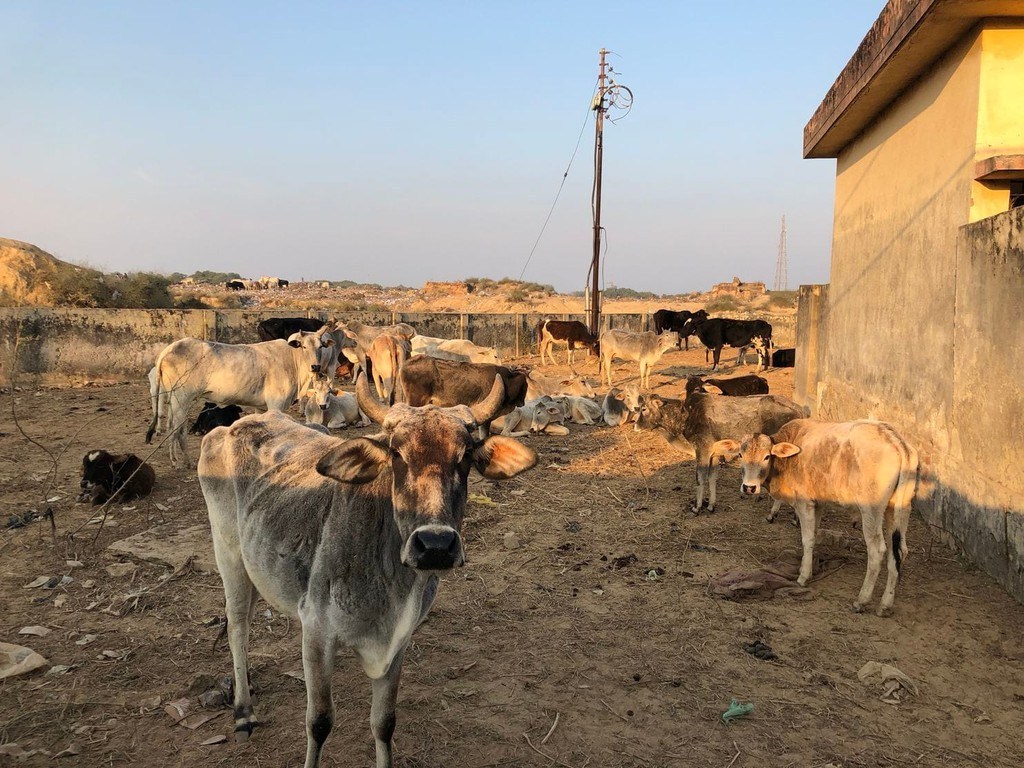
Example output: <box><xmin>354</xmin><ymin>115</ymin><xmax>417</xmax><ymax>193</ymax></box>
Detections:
<box><xmin>774</xmin><ymin>215</ymin><xmax>788</xmax><ymax>291</ymax></box>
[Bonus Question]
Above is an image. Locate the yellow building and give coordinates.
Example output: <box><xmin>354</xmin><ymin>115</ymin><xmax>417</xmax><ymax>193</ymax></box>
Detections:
<box><xmin>798</xmin><ymin>0</ymin><xmax>1024</xmax><ymax>600</ymax></box>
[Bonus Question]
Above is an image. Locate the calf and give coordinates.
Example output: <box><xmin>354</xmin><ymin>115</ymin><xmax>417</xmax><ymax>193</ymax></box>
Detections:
<box><xmin>634</xmin><ymin>392</ymin><xmax>804</xmax><ymax>513</ymax></box>
<box><xmin>368</xmin><ymin>333</ymin><xmax>411</xmax><ymax>404</ymax></box>
<box><xmin>79</xmin><ymin>450</ymin><xmax>156</xmax><ymax>505</ymax></box>
<box><xmin>428</xmin><ymin>339</ymin><xmax>500</xmax><ymax>365</ymax></box>
<box><xmin>198</xmin><ymin>375</ymin><xmax>536</xmax><ymax>767</ymax></box>
<box><xmin>399</xmin><ymin>356</ymin><xmax>527</xmax><ymax>434</ymax></box>
<box><xmin>682</xmin><ymin>316</ymin><xmax>773</xmax><ymax>370</ymax></box>
<box><xmin>602</xmin><ymin>385</ymin><xmax>640</xmax><ymax>427</ymax></box>
<box><xmin>684</xmin><ymin>374</ymin><xmax>769</xmax><ymax>398</ymax></box>
<box><xmin>303</xmin><ymin>378</ymin><xmax>365</xmax><ymax>429</ymax></box>
<box><xmin>537</xmin><ymin>319</ymin><xmax>599</xmax><ymax>366</ymax></box>
<box><xmin>711</xmin><ymin>420</ymin><xmax>918</xmax><ymax>615</ymax></box>
<box><xmin>494</xmin><ymin>397</ymin><xmax>569</xmax><ymax>436</ymax></box>
<box><xmin>189</xmin><ymin>402</ymin><xmax>244</xmax><ymax>435</ymax></box>
<box><xmin>257</xmin><ymin>317</ymin><xmax>325</xmax><ymax>342</ymax></box>
<box><xmin>599</xmin><ymin>329</ymin><xmax>679</xmax><ymax>388</ymax></box>
<box><xmin>652</xmin><ymin>309</ymin><xmax>707</xmax><ymax>350</ymax></box>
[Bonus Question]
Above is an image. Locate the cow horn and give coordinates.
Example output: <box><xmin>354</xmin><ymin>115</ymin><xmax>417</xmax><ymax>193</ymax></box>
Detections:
<box><xmin>356</xmin><ymin>373</ymin><xmax>389</xmax><ymax>424</ymax></box>
<box><xmin>469</xmin><ymin>375</ymin><xmax>506</xmax><ymax>425</ymax></box>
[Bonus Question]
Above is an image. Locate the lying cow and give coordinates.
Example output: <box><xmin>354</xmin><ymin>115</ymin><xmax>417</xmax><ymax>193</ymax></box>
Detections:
<box><xmin>198</xmin><ymin>375</ymin><xmax>536</xmax><ymax>767</ymax></box>
<box><xmin>553</xmin><ymin>395</ymin><xmax>603</xmax><ymax>425</ymax></box>
<box><xmin>524</xmin><ymin>370</ymin><xmax>597</xmax><ymax>401</ymax></box>
<box><xmin>303</xmin><ymin>378</ymin><xmax>365</xmax><ymax>429</ymax></box>
<box><xmin>682</xmin><ymin>316</ymin><xmax>773</xmax><ymax>370</ymax></box>
<box><xmin>189</xmin><ymin>403</ymin><xmax>244</xmax><ymax>435</ymax></box>
<box><xmin>256</xmin><ymin>317</ymin><xmax>324</xmax><ymax>342</ymax></box>
<box><xmin>602</xmin><ymin>385</ymin><xmax>641</xmax><ymax>427</ymax></box>
<box><xmin>684</xmin><ymin>374</ymin><xmax>769</xmax><ymax>398</ymax></box>
<box><xmin>652</xmin><ymin>309</ymin><xmax>707</xmax><ymax>350</ymax></box>
<box><xmin>537</xmin><ymin>319</ymin><xmax>599</xmax><ymax>366</ymax></box>
<box><xmin>79</xmin><ymin>450</ymin><xmax>156</xmax><ymax>505</ymax></box>
<box><xmin>146</xmin><ymin>327</ymin><xmax>336</xmax><ymax>467</ymax></box>
<box><xmin>635</xmin><ymin>392</ymin><xmax>805</xmax><ymax>514</ymax></box>
<box><xmin>711</xmin><ymin>420</ymin><xmax>918</xmax><ymax>615</ymax></box>
<box><xmin>599</xmin><ymin>329</ymin><xmax>679</xmax><ymax>388</ymax></box>
<box><xmin>399</xmin><ymin>356</ymin><xmax>527</xmax><ymax>434</ymax></box>
<box><xmin>494</xmin><ymin>397</ymin><xmax>569</xmax><ymax>436</ymax></box>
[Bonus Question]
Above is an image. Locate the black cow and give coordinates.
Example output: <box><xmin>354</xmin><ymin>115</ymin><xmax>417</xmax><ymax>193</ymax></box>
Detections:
<box><xmin>256</xmin><ymin>316</ymin><xmax>325</xmax><ymax>342</ymax></box>
<box><xmin>226</xmin><ymin>280</ymin><xmax>246</xmax><ymax>291</ymax></box>
<box><xmin>78</xmin><ymin>450</ymin><xmax>156</xmax><ymax>505</ymax></box>
<box><xmin>399</xmin><ymin>355</ymin><xmax>527</xmax><ymax>433</ymax></box>
<box><xmin>685</xmin><ymin>374</ymin><xmax>769</xmax><ymax>398</ymax></box>
<box><xmin>772</xmin><ymin>348</ymin><xmax>796</xmax><ymax>367</ymax></box>
<box><xmin>189</xmin><ymin>402</ymin><xmax>243</xmax><ymax>435</ymax></box>
<box><xmin>682</xmin><ymin>316</ymin><xmax>773</xmax><ymax>370</ymax></box>
<box><xmin>653</xmin><ymin>309</ymin><xmax>707</xmax><ymax>350</ymax></box>
<box><xmin>537</xmin><ymin>319</ymin><xmax>599</xmax><ymax>366</ymax></box>
<box><xmin>277</xmin><ymin>279</ymin><xmax>289</xmax><ymax>288</ymax></box>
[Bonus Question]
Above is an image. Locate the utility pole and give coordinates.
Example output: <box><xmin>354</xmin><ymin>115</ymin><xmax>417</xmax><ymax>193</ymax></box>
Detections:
<box><xmin>587</xmin><ymin>49</ymin><xmax>632</xmax><ymax>337</ymax></box>
<box><xmin>774</xmin><ymin>215</ymin><xmax>788</xmax><ymax>291</ymax></box>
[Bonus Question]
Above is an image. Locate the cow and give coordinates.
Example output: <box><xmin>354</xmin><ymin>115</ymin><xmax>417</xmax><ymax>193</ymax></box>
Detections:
<box><xmin>78</xmin><ymin>450</ymin><xmax>156</xmax><ymax>505</ymax></box>
<box><xmin>652</xmin><ymin>309</ymin><xmax>707</xmax><ymax>350</ymax></box>
<box><xmin>710</xmin><ymin>420</ymin><xmax>918</xmax><ymax>615</ymax></box>
<box><xmin>257</xmin><ymin>317</ymin><xmax>325</xmax><ymax>342</ymax></box>
<box><xmin>684</xmin><ymin>374</ymin><xmax>769</xmax><ymax>398</ymax></box>
<box><xmin>303</xmin><ymin>378</ymin><xmax>365</xmax><ymax>429</ymax></box>
<box><xmin>334</xmin><ymin>321</ymin><xmax>417</xmax><ymax>380</ymax></box>
<box><xmin>368</xmin><ymin>334</ymin><xmax>411</xmax><ymax>404</ymax></box>
<box><xmin>602</xmin><ymin>385</ymin><xmax>640</xmax><ymax>427</ymax></box>
<box><xmin>399</xmin><ymin>356</ymin><xmax>527</xmax><ymax>434</ymax></box>
<box><xmin>277</xmin><ymin>279</ymin><xmax>289</xmax><ymax>288</ymax></box>
<box><xmin>599</xmin><ymin>329</ymin><xmax>679</xmax><ymax>388</ymax></box>
<box><xmin>536</xmin><ymin>319</ymin><xmax>599</xmax><ymax>366</ymax></box>
<box><xmin>524</xmin><ymin>370</ymin><xmax>597</xmax><ymax>401</ymax></box>
<box><xmin>226</xmin><ymin>280</ymin><xmax>246</xmax><ymax>291</ymax></box>
<box><xmin>145</xmin><ymin>327</ymin><xmax>337</xmax><ymax>468</ymax></box>
<box><xmin>198</xmin><ymin>375</ymin><xmax>536</xmax><ymax>767</ymax></box>
<box><xmin>771</xmin><ymin>347</ymin><xmax>796</xmax><ymax>368</ymax></box>
<box><xmin>681</xmin><ymin>316</ymin><xmax>773</xmax><ymax>371</ymax></box>
<box><xmin>549</xmin><ymin>395</ymin><xmax>603</xmax><ymax>425</ymax></box>
<box><xmin>634</xmin><ymin>392</ymin><xmax>805</xmax><ymax>514</ymax></box>
<box><xmin>189</xmin><ymin>402</ymin><xmax>244</xmax><ymax>436</ymax></box>
<box><xmin>493</xmin><ymin>397</ymin><xmax>569</xmax><ymax>436</ymax></box>
<box><xmin>412</xmin><ymin>336</ymin><xmax>500</xmax><ymax>365</ymax></box>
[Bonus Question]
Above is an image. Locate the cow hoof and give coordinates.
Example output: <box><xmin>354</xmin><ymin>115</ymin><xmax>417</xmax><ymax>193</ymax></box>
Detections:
<box><xmin>796</xmin><ymin>576</ymin><xmax>809</xmax><ymax>588</ymax></box>
<box><xmin>851</xmin><ymin>602</ymin><xmax>866</xmax><ymax>614</ymax></box>
<box><xmin>765</xmin><ymin>515</ymin><xmax>775</xmax><ymax>523</ymax></box>
<box><xmin>875</xmin><ymin>605</ymin><xmax>893</xmax><ymax>618</ymax></box>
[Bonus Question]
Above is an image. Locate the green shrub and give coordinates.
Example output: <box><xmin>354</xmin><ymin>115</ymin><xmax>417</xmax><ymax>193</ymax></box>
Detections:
<box><xmin>50</xmin><ymin>269</ymin><xmax>111</xmax><ymax>307</ymax></box>
<box><xmin>189</xmin><ymin>270</ymin><xmax>242</xmax><ymax>284</ymax></box>
<box><xmin>705</xmin><ymin>295</ymin><xmax>740</xmax><ymax>313</ymax></box>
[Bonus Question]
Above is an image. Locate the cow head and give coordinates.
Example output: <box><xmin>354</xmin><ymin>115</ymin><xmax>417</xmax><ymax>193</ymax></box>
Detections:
<box><xmin>709</xmin><ymin>434</ymin><xmax>800</xmax><ymax>495</ymax></box>
<box><xmin>287</xmin><ymin>325</ymin><xmax>336</xmax><ymax>377</ymax></box>
<box><xmin>635</xmin><ymin>394</ymin><xmax>670</xmax><ymax>431</ymax></box>
<box><xmin>80</xmin><ymin>450</ymin><xmax>115</xmax><ymax>491</ymax></box>
<box><xmin>315</xmin><ymin>374</ymin><xmax>536</xmax><ymax>572</ymax></box>
<box><xmin>307</xmin><ymin>375</ymin><xmax>334</xmax><ymax>411</ymax></box>
<box><xmin>658</xmin><ymin>331</ymin><xmax>681</xmax><ymax>351</ymax></box>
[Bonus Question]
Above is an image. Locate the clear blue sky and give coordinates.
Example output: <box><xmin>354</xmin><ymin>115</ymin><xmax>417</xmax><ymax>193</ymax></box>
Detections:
<box><xmin>1</xmin><ymin>1</ymin><xmax>884</xmax><ymax>293</ymax></box>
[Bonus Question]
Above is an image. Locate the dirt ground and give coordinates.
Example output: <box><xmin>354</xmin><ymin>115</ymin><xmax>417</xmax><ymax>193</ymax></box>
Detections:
<box><xmin>2</xmin><ymin>347</ymin><xmax>1023</xmax><ymax>768</ymax></box>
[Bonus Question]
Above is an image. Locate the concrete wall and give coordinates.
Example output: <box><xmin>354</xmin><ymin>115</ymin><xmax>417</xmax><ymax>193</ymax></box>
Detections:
<box><xmin>793</xmin><ymin>284</ymin><xmax>829</xmax><ymax>411</ymax></box>
<box><xmin>799</xmin><ymin>207</ymin><xmax>1024</xmax><ymax>601</ymax></box>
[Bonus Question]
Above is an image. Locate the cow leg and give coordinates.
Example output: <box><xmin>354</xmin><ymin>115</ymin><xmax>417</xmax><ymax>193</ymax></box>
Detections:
<box><xmin>168</xmin><ymin>392</ymin><xmax>194</xmax><ymax>468</ymax></box>
<box><xmin>766</xmin><ymin>497</ymin><xmax>782</xmax><ymax>522</ymax></box>
<box><xmin>854</xmin><ymin>505</ymin><xmax>887</xmax><ymax>614</ymax></box>
<box><xmin>794</xmin><ymin>499</ymin><xmax>817</xmax><ymax>585</ymax></box>
<box><xmin>706</xmin><ymin>461</ymin><xmax>720</xmax><ymax>513</ymax></box>
<box><xmin>692</xmin><ymin>463</ymin><xmax>708</xmax><ymax>514</ymax></box>
<box><xmin>301</xmin><ymin>626</ymin><xmax>337</xmax><ymax>768</ymax></box>
<box><xmin>215</xmin><ymin>559</ymin><xmax>259</xmax><ymax>740</ymax></box>
<box><xmin>566</xmin><ymin>345</ymin><xmax>573</xmax><ymax>367</ymax></box>
<box><xmin>370</xmin><ymin>649</ymin><xmax>404</xmax><ymax>768</ymax></box>
<box><xmin>711</xmin><ymin>346</ymin><xmax>722</xmax><ymax>371</ymax></box>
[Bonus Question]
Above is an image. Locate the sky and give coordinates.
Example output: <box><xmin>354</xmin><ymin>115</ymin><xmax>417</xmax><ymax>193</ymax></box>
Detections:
<box><xmin>0</xmin><ymin>1</ymin><xmax>885</xmax><ymax>294</ymax></box>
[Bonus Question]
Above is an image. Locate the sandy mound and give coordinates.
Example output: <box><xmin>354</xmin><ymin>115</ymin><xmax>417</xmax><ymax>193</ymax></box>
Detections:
<box><xmin>0</xmin><ymin>238</ymin><xmax>101</xmax><ymax>306</ymax></box>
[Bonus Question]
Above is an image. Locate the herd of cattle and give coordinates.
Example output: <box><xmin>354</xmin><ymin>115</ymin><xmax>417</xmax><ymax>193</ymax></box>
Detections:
<box><xmin>68</xmin><ymin>309</ymin><xmax>919</xmax><ymax>768</ymax></box>
<box><xmin>225</xmin><ymin>276</ymin><xmax>290</xmax><ymax>291</ymax></box>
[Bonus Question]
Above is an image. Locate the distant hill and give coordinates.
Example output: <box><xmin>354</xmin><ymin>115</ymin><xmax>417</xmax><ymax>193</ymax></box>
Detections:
<box><xmin>0</xmin><ymin>237</ymin><xmax>103</xmax><ymax>306</ymax></box>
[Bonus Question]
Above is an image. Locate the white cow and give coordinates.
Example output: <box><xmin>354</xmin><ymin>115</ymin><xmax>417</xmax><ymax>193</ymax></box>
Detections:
<box><xmin>303</xmin><ymin>378</ymin><xmax>365</xmax><ymax>429</ymax></box>
<box><xmin>146</xmin><ymin>327</ymin><xmax>336</xmax><ymax>468</ymax></box>
<box><xmin>599</xmin><ymin>329</ymin><xmax>679</xmax><ymax>388</ymax></box>
<box><xmin>524</xmin><ymin>370</ymin><xmax>597</xmax><ymax>401</ymax></box>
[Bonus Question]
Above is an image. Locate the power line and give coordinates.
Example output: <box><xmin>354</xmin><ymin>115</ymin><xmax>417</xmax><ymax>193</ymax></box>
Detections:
<box><xmin>517</xmin><ymin>83</ymin><xmax>598</xmax><ymax>282</ymax></box>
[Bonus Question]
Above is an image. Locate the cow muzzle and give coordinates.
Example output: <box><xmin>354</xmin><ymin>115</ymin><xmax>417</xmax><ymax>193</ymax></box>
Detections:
<box><xmin>311</xmin><ymin>364</ymin><xmax>322</xmax><ymax>374</ymax></box>
<box><xmin>741</xmin><ymin>483</ymin><xmax>760</xmax><ymax>495</ymax></box>
<box><xmin>403</xmin><ymin>525</ymin><xmax>464</xmax><ymax>571</ymax></box>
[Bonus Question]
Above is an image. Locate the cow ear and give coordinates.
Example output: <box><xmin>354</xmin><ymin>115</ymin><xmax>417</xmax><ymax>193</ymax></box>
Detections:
<box><xmin>473</xmin><ymin>436</ymin><xmax>537</xmax><ymax>480</ymax></box>
<box><xmin>702</xmin><ymin>384</ymin><xmax>723</xmax><ymax>395</ymax></box>
<box><xmin>342</xmin><ymin>328</ymin><xmax>358</xmax><ymax>340</ymax></box>
<box><xmin>317</xmin><ymin>438</ymin><xmax>389</xmax><ymax>484</ymax></box>
<box><xmin>771</xmin><ymin>442</ymin><xmax>801</xmax><ymax>458</ymax></box>
<box><xmin>321</xmin><ymin>337</ymin><xmax>336</xmax><ymax>347</ymax></box>
<box><xmin>710</xmin><ymin>439</ymin><xmax>741</xmax><ymax>460</ymax></box>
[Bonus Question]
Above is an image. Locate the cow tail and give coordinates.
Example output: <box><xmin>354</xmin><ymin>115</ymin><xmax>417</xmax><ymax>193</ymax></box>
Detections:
<box><xmin>145</xmin><ymin>360</ymin><xmax>162</xmax><ymax>444</ymax></box>
<box><xmin>889</xmin><ymin>440</ymin><xmax>919</xmax><ymax>576</ymax></box>
<box><xmin>388</xmin><ymin>342</ymin><xmax>400</xmax><ymax>405</ymax></box>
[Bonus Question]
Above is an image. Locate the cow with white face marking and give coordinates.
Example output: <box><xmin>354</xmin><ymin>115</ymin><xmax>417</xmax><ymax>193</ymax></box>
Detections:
<box><xmin>711</xmin><ymin>419</ymin><xmax>918</xmax><ymax>615</ymax></box>
<box><xmin>198</xmin><ymin>375</ymin><xmax>536</xmax><ymax>768</ymax></box>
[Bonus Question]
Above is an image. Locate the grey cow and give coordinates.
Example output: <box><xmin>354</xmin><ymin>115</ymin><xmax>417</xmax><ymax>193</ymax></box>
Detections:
<box><xmin>198</xmin><ymin>375</ymin><xmax>537</xmax><ymax>768</ymax></box>
<box><xmin>634</xmin><ymin>392</ymin><xmax>805</xmax><ymax>514</ymax></box>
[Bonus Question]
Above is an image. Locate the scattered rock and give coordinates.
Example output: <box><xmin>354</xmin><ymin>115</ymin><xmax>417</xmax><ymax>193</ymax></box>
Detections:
<box><xmin>0</xmin><ymin>642</ymin><xmax>49</xmax><ymax>680</ymax></box>
<box><xmin>502</xmin><ymin>532</ymin><xmax>520</xmax><ymax>550</ymax></box>
<box><xmin>201</xmin><ymin>734</ymin><xmax>228</xmax><ymax>745</ymax></box>
<box><xmin>53</xmin><ymin>595</ymin><xmax>67</xmax><ymax>609</ymax></box>
<box><xmin>199</xmin><ymin>689</ymin><xmax>226</xmax><ymax>708</ymax></box>
<box><xmin>18</xmin><ymin>626</ymin><xmax>51</xmax><ymax>637</ymax></box>
<box><xmin>66</xmin><ymin>560</ymin><xmax>85</xmax><ymax>569</ymax></box>
<box><xmin>82</xmin><ymin>580</ymin><xmax>96</xmax><ymax>589</ymax></box>
<box><xmin>23</xmin><ymin>576</ymin><xmax>51</xmax><ymax>589</ymax></box>
<box><xmin>45</xmin><ymin>665</ymin><xmax>75</xmax><ymax>676</ymax></box>
<box><xmin>105</xmin><ymin>562</ymin><xmax>137</xmax><ymax>578</ymax></box>
<box><xmin>75</xmin><ymin>634</ymin><xmax>97</xmax><ymax>647</ymax></box>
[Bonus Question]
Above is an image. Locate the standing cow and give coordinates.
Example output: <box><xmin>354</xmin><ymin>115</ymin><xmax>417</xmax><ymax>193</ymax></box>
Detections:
<box><xmin>198</xmin><ymin>375</ymin><xmax>536</xmax><ymax>767</ymax></box>
<box><xmin>599</xmin><ymin>329</ymin><xmax>679</xmax><ymax>388</ymax></box>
